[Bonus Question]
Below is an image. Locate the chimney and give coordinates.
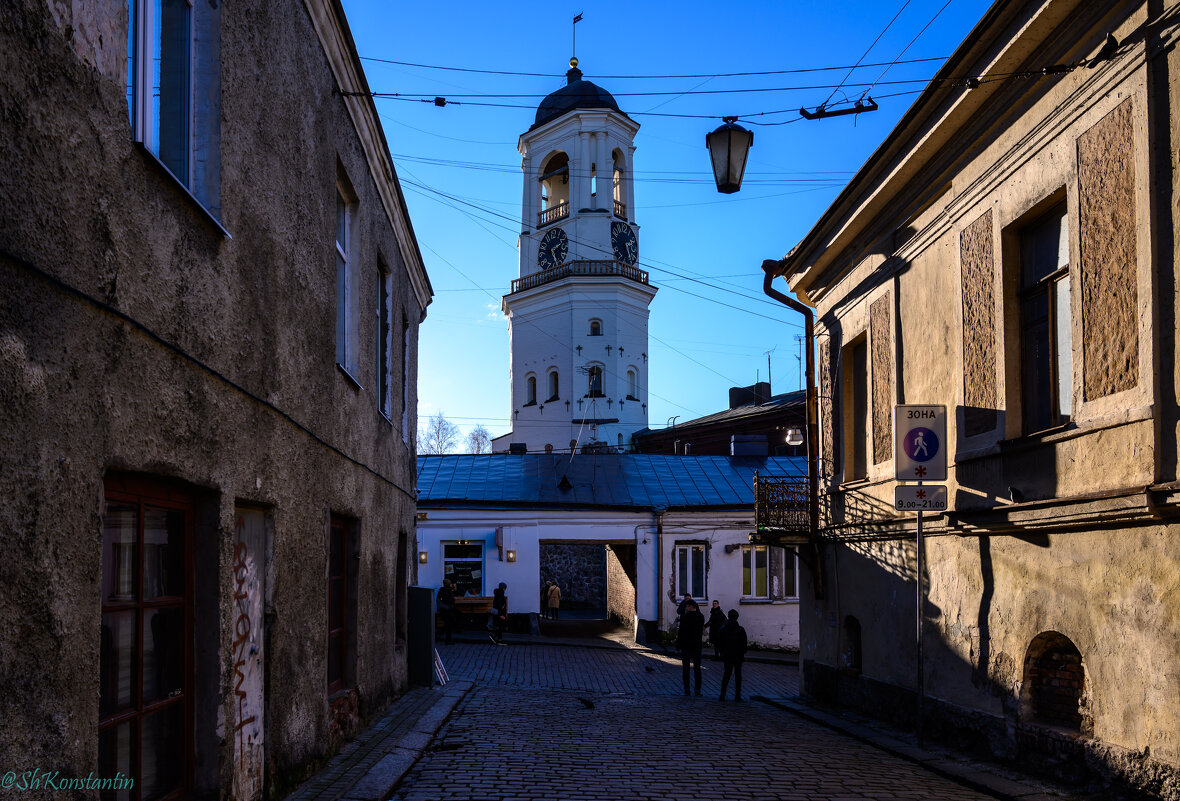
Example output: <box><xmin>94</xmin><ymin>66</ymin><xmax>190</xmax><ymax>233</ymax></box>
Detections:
<box><xmin>728</xmin><ymin>382</ymin><xmax>772</xmax><ymax>409</ymax></box>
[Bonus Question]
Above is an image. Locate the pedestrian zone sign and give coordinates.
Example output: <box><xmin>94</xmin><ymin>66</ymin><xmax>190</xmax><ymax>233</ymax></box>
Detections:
<box><xmin>894</xmin><ymin>484</ymin><xmax>948</xmax><ymax>512</ymax></box>
<box><xmin>894</xmin><ymin>405</ymin><xmax>947</xmax><ymax>482</ymax></box>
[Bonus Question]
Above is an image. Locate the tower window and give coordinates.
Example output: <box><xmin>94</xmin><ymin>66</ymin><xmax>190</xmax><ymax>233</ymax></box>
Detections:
<box><xmin>626</xmin><ymin>368</ymin><xmax>638</xmax><ymax>400</ymax></box>
<box><xmin>525</xmin><ymin>375</ymin><xmax>537</xmax><ymax>406</ymax></box>
<box><xmin>539</xmin><ymin>152</ymin><xmax>570</xmax><ymax>227</ymax></box>
<box><xmin>587</xmin><ymin>365</ymin><xmax>604</xmax><ymax>398</ymax></box>
<box><xmin>547</xmin><ymin>370</ymin><xmax>560</xmax><ymax>402</ymax></box>
<box><xmin>613</xmin><ymin>151</ymin><xmax>626</xmax><ymax>219</ymax></box>
<box><xmin>589</xmin><ymin>319</ymin><xmax>602</xmax><ymax>337</ymax></box>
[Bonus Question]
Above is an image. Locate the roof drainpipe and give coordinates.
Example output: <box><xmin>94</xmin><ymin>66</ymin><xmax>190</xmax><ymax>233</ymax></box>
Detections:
<box><xmin>762</xmin><ymin>261</ymin><xmax>821</xmax><ymax>595</ymax></box>
<box><xmin>653</xmin><ymin>506</ymin><xmax>666</xmax><ymax>634</ymax></box>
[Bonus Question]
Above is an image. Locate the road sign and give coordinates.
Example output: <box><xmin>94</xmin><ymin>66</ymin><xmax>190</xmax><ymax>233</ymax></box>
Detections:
<box><xmin>894</xmin><ymin>484</ymin><xmax>948</xmax><ymax>512</ymax></box>
<box><xmin>894</xmin><ymin>405</ymin><xmax>947</xmax><ymax>481</ymax></box>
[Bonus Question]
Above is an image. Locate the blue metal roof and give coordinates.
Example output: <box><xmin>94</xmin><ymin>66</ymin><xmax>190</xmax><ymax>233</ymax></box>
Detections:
<box><xmin>416</xmin><ymin>454</ymin><xmax>806</xmax><ymax>511</ymax></box>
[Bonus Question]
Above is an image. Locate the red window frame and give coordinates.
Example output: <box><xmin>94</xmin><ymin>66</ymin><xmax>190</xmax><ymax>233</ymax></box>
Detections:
<box><xmin>99</xmin><ymin>475</ymin><xmax>193</xmax><ymax>801</ymax></box>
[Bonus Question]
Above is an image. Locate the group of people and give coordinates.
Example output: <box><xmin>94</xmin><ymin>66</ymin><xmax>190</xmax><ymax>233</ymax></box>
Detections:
<box><xmin>676</xmin><ymin>594</ymin><xmax>748</xmax><ymax>701</ymax></box>
<box><xmin>435</xmin><ymin>579</ymin><xmax>511</xmax><ymax>645</ymax></box>
<box><xmin>540</xmin><ymin>581</ymin><xmax>562</xmax><ymax>619</ymax></box>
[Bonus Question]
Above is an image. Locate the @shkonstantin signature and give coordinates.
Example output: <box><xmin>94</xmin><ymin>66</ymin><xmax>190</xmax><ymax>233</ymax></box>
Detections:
<box><xmin>2</xmin><ymin>770</ymin><xmax>135</xmax><ymax>791</ymax></box>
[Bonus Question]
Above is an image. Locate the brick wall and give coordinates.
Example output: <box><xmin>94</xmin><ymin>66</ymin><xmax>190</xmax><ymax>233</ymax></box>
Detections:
<box><xmin>540</xmin><ymin>544</ymin><xmax>606</xmax><ymax>608</ymax></box>
<box><xmin>605</xmin><ymin>544</ymin><xmax>637</xmax><ymax>623</ymax></box>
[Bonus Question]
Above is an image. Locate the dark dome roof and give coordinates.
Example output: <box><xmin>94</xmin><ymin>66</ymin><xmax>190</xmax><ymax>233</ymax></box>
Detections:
<box><xmin>533</xmin><ymin>62</ymin><xmax>622</xmax><ymax>129</ymax></box>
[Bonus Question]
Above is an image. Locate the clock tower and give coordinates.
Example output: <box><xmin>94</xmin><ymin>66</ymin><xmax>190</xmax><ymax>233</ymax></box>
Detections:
<box><xmin>493</xmin><ymin>59</ymin><xmax>657</xmax><ymax>454</ymax></box>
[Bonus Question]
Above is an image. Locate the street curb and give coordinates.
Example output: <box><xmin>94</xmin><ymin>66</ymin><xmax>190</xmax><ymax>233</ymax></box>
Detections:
<box><xmin>754</xmin><ymin>696</ymin><xmax>1082</xmax><ymax>801</ymax></box>
<box><xmin>344</xmin><ymin>681</ymin><xmax>472</xmax><ymax>801</ymax></box>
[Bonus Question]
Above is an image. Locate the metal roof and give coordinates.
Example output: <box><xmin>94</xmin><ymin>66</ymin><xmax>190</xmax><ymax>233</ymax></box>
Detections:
<box><xmin>416</xmin><ymin>454</ymin><xmax>806</xmax><ymax>511</ymax></box>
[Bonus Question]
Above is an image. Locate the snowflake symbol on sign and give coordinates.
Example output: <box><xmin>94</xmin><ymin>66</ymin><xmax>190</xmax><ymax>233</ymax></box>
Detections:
<box><xmin>915</xmin><ymin>465</ymin><xmax>927</xmax><ymax>478</ymax></box>
<box><xmin>916</xmin><ymin>489</ymin><xmax>927</xmax><ymax>499</ymax></box>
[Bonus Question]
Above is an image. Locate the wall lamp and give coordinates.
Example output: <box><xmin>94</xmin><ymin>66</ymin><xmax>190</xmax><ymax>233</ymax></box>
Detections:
<box><xmin>418</xmin><ymin>551</ymin><xmax>429</xmax><ymax>564</ymax></box>
<box><xmin>506</xmin><ymin>550</ymin><xmax>517</xmax><ymax>563</ymax></box>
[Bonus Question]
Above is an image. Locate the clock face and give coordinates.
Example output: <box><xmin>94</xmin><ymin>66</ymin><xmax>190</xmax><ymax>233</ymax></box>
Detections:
<box><xmin>612</xmin><ymin>222</ymin><xmax>638</xmax><ymax>266</ymax></box>
<box><xmin>538</xmin><ymin>228</ymin><xmax>568</xmax><ymax>270</ymax></box>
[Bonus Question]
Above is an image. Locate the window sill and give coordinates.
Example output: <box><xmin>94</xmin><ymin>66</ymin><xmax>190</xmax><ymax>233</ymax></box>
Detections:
<box><xmin>134</xmin><ymin>142</ymin><xmax>231</xmax><ymax>239</ymax></box>
<box><xmin>337</xmin><ymin>363</ymin><xmax>364</xmax><ymax>390</ymax></box>
<box><xmin>546</xmin><ymin>396</ymin><xmax>560</xmax><ymax>403</ymax></box>
<box><xmin>522</xmin><ymin>401</ymin><xmax>537</xmax><ymax>408</ymax></box>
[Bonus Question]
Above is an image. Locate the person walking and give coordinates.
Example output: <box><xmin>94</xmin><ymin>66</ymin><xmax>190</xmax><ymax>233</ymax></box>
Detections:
<box><xmin>706</xmin><ymin>600</ymin><xmax>726</xmax><ymax>660</ymax></box>
<box><xmin>489</xmin><ymin>582</ymin><xmax>508</xmax><ymax>645</ymax></box>
<box><xmin>718</xmin><ymin>609</ymin><xmax>748</xmax><ymax>701</ymax></box>
<box><xmin>436</xmin><ymin>578</ymin><xmax>457</xmax><ymax>644</ymax></box>
<box><xmin>677</xmin><ymin>600</ymin><xmax>706</xmax><ymax>696</ymax></box>
<box><xmin>546</xmin><ymin>581</ymin><xmax>562</xmax><ymax>620</ymax></box>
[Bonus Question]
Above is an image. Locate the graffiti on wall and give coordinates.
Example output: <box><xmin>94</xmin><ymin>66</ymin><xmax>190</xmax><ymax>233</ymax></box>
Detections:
<box><xmin>232</xmin><ymin>511</ymin><xmax>265</xmax><ymax>801</ymax></box>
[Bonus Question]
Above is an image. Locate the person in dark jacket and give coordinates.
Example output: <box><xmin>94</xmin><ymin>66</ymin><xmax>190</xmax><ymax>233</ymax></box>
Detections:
<box><xmin>489</xmin><ymin>582</ymin><xmax>508</xmax><ymax>645</ymax></box>
<box><xmin>676</xmin><ymin>600</ymin><xmax>706</xmax><ymax>696</ymax></box>
<box><xmin>436</xmin><ymin>579</ymin><xmax>457</xmax><ymax>644</ymax></box>
<box><xmin>718</xmin><ymin>609</ymin><xmax>748</xmax><ymax>701</ymax></box>
<box><xmin>706</xmin><ymin>600</ymin><xmax>726</xmax><ymax>660</ymax></box>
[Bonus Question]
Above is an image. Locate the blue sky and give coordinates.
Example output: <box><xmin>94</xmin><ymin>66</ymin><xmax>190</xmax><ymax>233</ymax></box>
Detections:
<box><xmin>340</xmin><ymin>0</ymin><xmax>994</xmax><ymax>446</ymax></box>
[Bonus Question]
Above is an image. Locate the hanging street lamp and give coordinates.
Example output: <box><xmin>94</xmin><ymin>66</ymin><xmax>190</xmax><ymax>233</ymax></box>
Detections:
<box><xmin>705</xmin><ymin>117</ymin><xmax>754</xmax><ymax>194</ymax></box>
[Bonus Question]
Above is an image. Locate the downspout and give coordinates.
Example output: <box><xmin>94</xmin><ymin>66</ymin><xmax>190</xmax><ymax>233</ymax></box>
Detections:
<box><xmin>762</xmin><ymin>260</ymin><xmax>822</xmax><ymax>597</ymax></box>
<box><xmin>653</xmin><ymin>506</ymin><xmax>666</xmax><ymax>633</ymax></box>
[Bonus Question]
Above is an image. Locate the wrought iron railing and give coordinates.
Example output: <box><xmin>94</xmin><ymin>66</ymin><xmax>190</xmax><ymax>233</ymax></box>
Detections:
<box><xmin>538</xmin><ymin>202</ymin><xmax>569</xmax><ymax>227</ymax></box>
<box><xmin>613</xmin><ymin>199</ymin><xmax>626</xmax><ymax>219</ymax></box>
<box><xmin>753</xmin><ymin>474</ymin><xmax>810</xmax><ymax>540</ymax></box>
<box><xmin>510</xmin><ymin>260</ymin><xmax>649</xmax><ymax>294</ymax></box>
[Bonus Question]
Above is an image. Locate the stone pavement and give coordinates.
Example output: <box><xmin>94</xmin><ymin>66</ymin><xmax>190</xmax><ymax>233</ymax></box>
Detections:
<box><xmin>288</xmin><ymin>635</ymin><xmax>1095</xmax><ymax>801</ymax></box>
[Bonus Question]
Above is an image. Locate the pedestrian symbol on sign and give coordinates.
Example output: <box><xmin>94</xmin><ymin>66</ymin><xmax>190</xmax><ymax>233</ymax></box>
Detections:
<box><xmin>903</xmin><ymin>428</ymin><xmax>938</xmax><ymax>462</ymax></box>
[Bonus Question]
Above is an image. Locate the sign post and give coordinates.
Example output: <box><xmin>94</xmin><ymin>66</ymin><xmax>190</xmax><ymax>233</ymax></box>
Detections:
<box><xmin>894</xmin><ymin>405</ymin><xmax>946</xmax><ymax>748</ymax></box>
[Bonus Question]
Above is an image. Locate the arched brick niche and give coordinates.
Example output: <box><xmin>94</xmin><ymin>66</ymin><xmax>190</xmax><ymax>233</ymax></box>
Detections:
<box><xmin>1021</xmin><ymin>631</ymin><xmax>1091</xmax><ymax>734</ymax></box>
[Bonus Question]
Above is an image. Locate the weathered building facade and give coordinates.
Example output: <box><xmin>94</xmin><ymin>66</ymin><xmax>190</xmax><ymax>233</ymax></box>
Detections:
<box><xmin>0</xmin><ymin>1</ymin><xmax>430</xmax><ymax>797</ymax></box>
<box><xmin>768</xmin><ymin>0</ymin><xmax>1180</xmax><ymax>796</ymax></box>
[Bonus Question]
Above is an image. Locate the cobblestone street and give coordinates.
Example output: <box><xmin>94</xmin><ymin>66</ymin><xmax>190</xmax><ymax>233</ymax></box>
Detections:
<box><xmin>389</xmin><ymin>642</ymin><xmax>1003</xmax><ymax>801</ymax></box>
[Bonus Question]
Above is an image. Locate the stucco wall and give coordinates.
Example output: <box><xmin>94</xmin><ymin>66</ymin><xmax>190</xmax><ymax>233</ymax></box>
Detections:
<box><xmin>0</xmin><ymin>0</ymin><xmax>423</xmax><ymax>793</ymax></box>
<box><xmin>785</xmin><ymin>0</ymin><xmax>1178</xmax><ymax>795</ymax></box>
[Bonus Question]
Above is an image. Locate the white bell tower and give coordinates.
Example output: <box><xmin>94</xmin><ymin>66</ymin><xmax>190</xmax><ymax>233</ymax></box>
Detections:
<box><xmin>493</xmin><ymin>59</ymin><xmax>656</xmax><ymax>454</ymax></box>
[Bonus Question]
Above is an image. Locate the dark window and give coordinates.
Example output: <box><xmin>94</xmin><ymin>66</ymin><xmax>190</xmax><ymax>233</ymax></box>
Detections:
<box><xmin>327</xmin><ymin>516</ymin><xmax>357</xmax><ymax>693</ymax></box>
<box><xmin>1019</xmin><ymin>207</ymin><xmax>1072</xmax><ymax>433</ymax></box>
<box><xmin>526</xmin><ymin>375</ymin><xmax>537</xmax><ymax>405</ymax></box>
<box><xmin>547</xmin><ymin>371</ymin><xmax>559</xmax><ymax>402</ymax></box>
<box><xmin>589</xmin><ymin>320</ymin><xmax>602</xmax><ymax>336</ymax></box>
<box><xmin>100</xmin><ymin>476</ymin><xmax>193</xmax><ymax>801</ymax></box>
<box><xmin>587</xmin><ymin>365</ymin><xmax>604</xmax><ymax>397</ymax></box>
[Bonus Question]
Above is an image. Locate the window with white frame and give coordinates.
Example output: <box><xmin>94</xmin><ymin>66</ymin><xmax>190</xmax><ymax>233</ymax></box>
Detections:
<box><xmin>376</xmin><ymin>263</ymin><xmax>393</xmax><ymax>418</ymax></box>
<box><xmin>126</xmin><ymin>0</ymin><xmax>220</xmax><ymax>215</ymax></box>
<box><xmin>443</xmin><ymin>542</ymin><xmax>484</xmax><ymax>595</ymax></box>
<box><xmin>675</xmin><ymin>544</ymin><xmax>706</xmax><ymax>599</ymax></box>
<box><xmin>401</xmin><ymin>316</ymin><xmax>410</xmax><ymax>443</ymax></box>
<box><xmin>335</xmin><ymin>189</ymin><xmax>351</xmax><ymax>375</ymax></box>
<box><xmin>740</xmin><ymin>545</ymin><xmax>798</xmax><ymax>600</ymax></box>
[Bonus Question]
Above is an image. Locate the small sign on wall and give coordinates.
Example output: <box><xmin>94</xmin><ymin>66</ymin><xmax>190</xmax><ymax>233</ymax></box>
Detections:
<box><xmin>894</xmin><ymin>405</ymin><xmax>947</xmax><ymax>482</ymax></box>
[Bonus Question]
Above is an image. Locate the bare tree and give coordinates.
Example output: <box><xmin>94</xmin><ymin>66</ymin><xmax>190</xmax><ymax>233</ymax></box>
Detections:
<box><xmin>418</xmin><ymin>412</ymin><xmax>459</xmax><ymax>455</ymax></box>
<box><xmin>466</xmin><ymin>425</ymin><xmax>491</xmax><ymax>454</ymax></box>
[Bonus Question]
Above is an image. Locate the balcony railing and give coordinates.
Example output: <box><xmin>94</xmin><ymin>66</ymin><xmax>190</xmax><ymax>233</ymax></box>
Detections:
<box><xmin>613</xmin><ymin>199</ymin><xmax>626</xmax><ymax>219</ymax></box>
<box><xmin>753</xmin><ymin>474</ymin><xmax>810</xmax><ymax>544</ymax></box>
<box><xmin>511</xmin><ymin>260</ymin><xmax>649</xmax><ymax>294</ymax></box>
<box><xmin>538</xmin><ymin>202</ymin><xmax>569</xmax><ymax>227</ymax></box>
